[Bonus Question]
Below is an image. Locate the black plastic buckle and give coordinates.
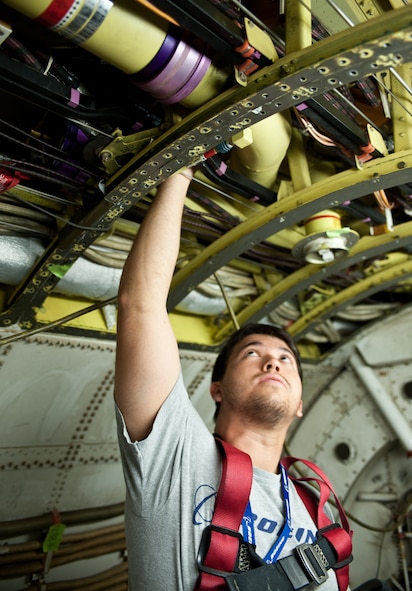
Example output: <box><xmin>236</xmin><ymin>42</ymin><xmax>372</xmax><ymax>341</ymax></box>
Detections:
<box><xmin>317</xmin><ymin>523</ymin><xmax>353</xmax><ymax>570</ymax></box>
<box><xmin>295</xmin><ymin>543</ymin><xmax>329</xmax><ymax>586</ymax></box>
<box><xmin>197</xmin><ymin>524</ymin><xmax>244</xmax><ymax>578</ymax></box>
<box><xmin>334</xmin><ymin>554</ymin><xmax>353</xmax><ymax>570</ymax></box>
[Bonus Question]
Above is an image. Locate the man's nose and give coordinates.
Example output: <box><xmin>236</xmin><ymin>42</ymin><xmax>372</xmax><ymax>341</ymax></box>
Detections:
<box><xmin>264</xmin><ymin>359</ymin><xmax>280</xmax><ymax>372</ymax></box>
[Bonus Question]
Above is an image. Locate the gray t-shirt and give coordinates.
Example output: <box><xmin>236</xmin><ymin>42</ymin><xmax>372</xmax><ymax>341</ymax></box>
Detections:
<box><xmin>116</xmin><ymin>373</ymin><xmax>339</xmax><ymax>591</ymax></box>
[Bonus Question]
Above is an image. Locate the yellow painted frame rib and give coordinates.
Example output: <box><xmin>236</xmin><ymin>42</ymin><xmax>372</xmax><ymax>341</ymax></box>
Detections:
<box><xmin>289</xmin><ymin>258</ymin><xmax>412</xmax><ymax>338</ymax></box>
<box><xmin>213</xmin><ymin>220</ymin><xmax>412</xmax><ymax>343</ymax></box>
<box><xmin>169</xmin><ymin>149</ymin><xmax>412</xmax><ymax>307</ymax></box>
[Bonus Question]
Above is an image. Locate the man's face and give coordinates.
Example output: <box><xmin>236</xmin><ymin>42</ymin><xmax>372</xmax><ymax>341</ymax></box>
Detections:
<box><xmin>211</xmin><ymin>334</ymin><xmax>303</xmax><ymax>429</ymax></box>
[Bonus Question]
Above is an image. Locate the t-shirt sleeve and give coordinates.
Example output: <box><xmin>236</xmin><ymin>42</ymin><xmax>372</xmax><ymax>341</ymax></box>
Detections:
<box><xmin>115</xmin><ymin>371</ymin><xmax>213</xmax><ymax>514</ymax></box>
<box><xmin>115</xmin><ymin>371</ymin><xmax>190</xmax><ymax>445</ymax></box>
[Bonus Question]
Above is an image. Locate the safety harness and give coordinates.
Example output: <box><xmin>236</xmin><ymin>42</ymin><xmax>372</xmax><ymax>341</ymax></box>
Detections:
<box><xmin>195</xmin><ymin>436</ymin><xmax>353</xmax><ymax>591</ymax></box>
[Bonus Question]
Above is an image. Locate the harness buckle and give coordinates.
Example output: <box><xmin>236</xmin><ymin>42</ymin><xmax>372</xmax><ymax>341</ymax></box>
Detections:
<box><xmin>295</xmin><ymin>543</ymin><xmax>329</xmax><ymax>585</ymax></box>
<box><xmin>317</xmin><ymin>523</ymin><xmax>353</xmax><ymax>570</ymax></box>
<box><xmin>197</xmin><ymin>524</ymin><xmax>244</xmax><ymax>578</ymax></box>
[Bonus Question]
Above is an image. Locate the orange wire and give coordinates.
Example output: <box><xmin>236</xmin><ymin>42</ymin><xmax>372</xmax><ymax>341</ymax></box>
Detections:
<box><xmin>135</xmin><ymin>0</ymin><xmax>179</xmax><ymax>26</ymax></box>
<box><xmin>374</xmin><ymin>189</ymin><xmax>394</xmax><ymax>210</ymax></box>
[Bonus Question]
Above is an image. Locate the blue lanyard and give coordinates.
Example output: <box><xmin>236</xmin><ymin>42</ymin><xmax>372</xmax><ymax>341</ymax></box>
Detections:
<box><xmin>241</xmin><ymin>464</ymin><xmax>292</xmax><ymax>564</ymax></box>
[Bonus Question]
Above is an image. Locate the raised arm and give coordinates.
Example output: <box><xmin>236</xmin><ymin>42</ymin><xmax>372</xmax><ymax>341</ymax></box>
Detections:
<box><xmin>114</xmin><ymin>171</ymin><xmax>192</xmax><ymax>442</ymax></box>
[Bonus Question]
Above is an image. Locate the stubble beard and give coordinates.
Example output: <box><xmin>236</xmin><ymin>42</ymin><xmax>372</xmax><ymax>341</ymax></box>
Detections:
<box><xmin>230</xmin><ymin>391</ymin><xmax>290</xmax><ymax>429</ymax></box>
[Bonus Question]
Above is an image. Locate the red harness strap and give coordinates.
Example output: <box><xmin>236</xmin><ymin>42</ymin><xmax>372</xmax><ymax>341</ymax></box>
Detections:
<box><xmin>195</xmin><ymin>436</ymin><xmax>253</xmax><ymax>590</ymax></box>
<box><xmin>196</xmin><ymin>441</ymin><xmax>352</xmax><ymax>591</ymax></box>
<box><xmin>281</xmin><ymin>456</ymin><xmax>353</xmax><ymax>591</ymax></box>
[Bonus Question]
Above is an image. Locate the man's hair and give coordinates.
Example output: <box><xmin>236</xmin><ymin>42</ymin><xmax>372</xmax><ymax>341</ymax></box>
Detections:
<box><xmin>211</xmin><ymin>323</ymin><xmax>303</xmax><ymax>420</ymax></box>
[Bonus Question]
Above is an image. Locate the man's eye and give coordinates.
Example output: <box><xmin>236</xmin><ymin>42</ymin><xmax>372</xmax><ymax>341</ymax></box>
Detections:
<box><xmin>280</xmin><ymin>354</ymin><xmax>292</xmax><ymax>362</ymax></box>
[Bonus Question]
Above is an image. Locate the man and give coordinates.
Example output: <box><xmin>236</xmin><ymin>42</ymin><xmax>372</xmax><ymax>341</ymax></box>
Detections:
<box><xmin>114</xmin><ymin>171</ymin><xmax>349</xmax><ymax>590</ymax></box>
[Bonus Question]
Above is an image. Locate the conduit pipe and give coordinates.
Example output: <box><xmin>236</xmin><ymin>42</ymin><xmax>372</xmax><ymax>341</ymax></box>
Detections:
<box><xmin>0</xmin><ymin>540</ymin><xmax>126</xmax><ymax>577</ymax></box>
<box><xmin>1</xmin><ymin>0</ymin><xmax>228</xmax><ymax>108</ymax></box>
<box><xmin>0</xmin><ymin>503</ymin><xmax>124</xmax><ymax>538</ymax></box>
<box><xmin>22</xmin><ymin>565</ymin><xmax>128</xmax><ymax>591</ymax></box>
<box><xmin>2</xmin><ymin>562</ymin><xmax>128</xmax><ymax>589</ymax></box>
<box><xmin>2</xmin><ymin>0</ymin><xmax>169</xmax><ymax>74</ymax></box>
<box><xmin>3</xmin><ymin>0</ymin><xmax>293</xmax><ymax>185</ymax></box>
<box><xmin>350</xmin><ymin>351</ymin><xmax>412</xmax><ymax>457</ymax></box>
<box><xmin>0</xmin><ymin>524</ymin><xmax>125</xmax><ymax>558</ymax></box>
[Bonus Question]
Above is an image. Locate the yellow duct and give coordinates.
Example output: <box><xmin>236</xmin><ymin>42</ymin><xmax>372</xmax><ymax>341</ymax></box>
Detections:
<box><xmin>2</xmin><ymin>0</ymin><xmax>167</xmax><ymax>73</ymax></box>
<box><xmin>229</xmin><ymin>112</ymin><xmax>293</xmax><ymax>190</ymax></box>
<box><xmin>3</xmin><ymin>0</ymin><xmax>292</xmax><ymax>187</ymax></box>
<box><xmin>1</xmin><ymin>0</ymin><xmax>229</xmax><ymax>107</ymax></box>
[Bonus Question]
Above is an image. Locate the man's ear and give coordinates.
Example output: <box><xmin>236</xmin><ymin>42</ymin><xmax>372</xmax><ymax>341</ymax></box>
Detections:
<box><xmin>210</xmin><ymin>381</ymin><xmax>223</xmax><ymax>403</ymax></box>
<box><xmin>296</xmin><ymin>400</ymin><xmax>303</xmax><ymax>418</ymax></box>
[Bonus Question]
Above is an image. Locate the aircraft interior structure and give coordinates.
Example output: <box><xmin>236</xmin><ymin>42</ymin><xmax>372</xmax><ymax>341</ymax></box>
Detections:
<box><xmin>0</xmin><ymin>0</ymin><xmax>411</xmax><ymax>589</ymax></box>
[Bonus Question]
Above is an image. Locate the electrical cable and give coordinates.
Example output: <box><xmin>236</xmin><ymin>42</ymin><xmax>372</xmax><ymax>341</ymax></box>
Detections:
<box><xmin>336</xmin><ymin>303</ymin><xmax>397</xmax><ymax>321</ymax></box>
<box><xmin>186</xmin><ymin>186</ymin><xmax>240</xmax><ymax>225</ymax></box>
<box><xmin>0</xmin><ymin>200</ymin><xmax>55</xmax><ymax>224</ymax></box>
<box><xmin>0</xmin><ymin>530</ymin><xmax>126</xmax><ymax>570</ymax></box>
<box><xmin>0</xmin><ymin>202</ymin><xmax>56</xmax><ymax>237</ymax></box>
<box><xmin>296</xmin><ymin>96</ymin><xmax>377</xmax><ymax>158</ymax></box>
<box><xmin>373</xmin><ymin>73</ymin><xmax>412</xmax><ymax>119</ymax></box>
<box><xmin>82</xmin><ymin>232</ymin><xmax>135</xmax><ymax>268</ymax></box>
<box><xmin>3</xmin><ymin>34</ymin><xmax>80</xmax><ymax>88</ymax></box>
<box><xmin>1</xmin><ymin>523</ymin><xmax>124</xmax><ymax>558</ymax></box>
<box><xmin>294</xmin><ymin>0</ymin><xmax>412</xmax><ymax>126</ymax></box>
<box><xmin>0</xmin><ymin>504</ymin><xmax>124</xmax><ymax>538</ymax></box>
<box><xmin>183</xmin><ymin>209</ymin><xmax>233</xmax><ymax>237</ymax></box>
<box><xmin>0</xmin><ymin>49</ymin><xmax>154</xmax><ymax>132</ymax></box>
<box><xmin>0</xmin><ymin>158</ymin><xmax>92</xmax><ymax>191</ymax></box>
<box><xmin>0</xmin><ymin>215</ymin><xmax>55</xmax><ymax>238</ymax></box>
<box><xmin>201</xmin><ymin>157</ymin><xmax>277</xmax><ymax>205</ymax></box>
<box><xmin>189</xmin><ymin>175</ymin><xmax>261</xmax><ymax>212</ymax></box>
<box><xmin>8</xmin><ymin>563</ymin><xmax>128</xmax><ymax>590</ymax></box>
<box><xmin>94</xmin><ymin>235</ymin><xmax>134</xmax><ymax>251</ymax></box>
<box><xmin>322</xmin><ymin>0</ymin><xmax>412</xmax><ymax>118</ymax></box>
<box><xmin>197</xmin><ymin>280</ymin><xmax>257</xmax><ymax>298</ymax></box>
<box><xmin>228</xmin><ymin>0</ymin><xmax>285</xmax><ymax>47</ymax></box>
<box><xmin>374</xmin><ymin>189</ymin><xmax>394</xmax><ymax>211</ymax></box>
<box><xmin>84</xmin><ymin>246</ymin><xmax>128</xmax><ymax>268</ymax></box>
<box><xmin>6</xmin><ymin>193</ymin><xmax>110</xmax><ymax>233</ymax></box>
<box><xmin>0</xmin><ymin>119</ymin><xmax>102</xmax><ymax>179</ymax></box>
<box><xmin>1</xmin><ymin>185</ymin><xmax>83</xmax><ymax>208</ymax></box>
<box><xmin>331</xmin><ymin>88</ymin><xmax>387</xmax><ymax>137</ymax></box>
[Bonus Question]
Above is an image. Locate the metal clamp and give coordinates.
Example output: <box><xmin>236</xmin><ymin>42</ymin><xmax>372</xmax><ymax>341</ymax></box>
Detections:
<box><xmin>197</xmin><ymin>524</ymin><xmax>244</xmax><ymax>578</ymax></box>
<box><xmin>295</xmin><ymin>543</ymin><xmax>329</xmax><ymax>586</ymax></box>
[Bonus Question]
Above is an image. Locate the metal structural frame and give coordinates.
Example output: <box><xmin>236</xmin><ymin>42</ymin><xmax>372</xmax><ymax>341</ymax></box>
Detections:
<box><xmin>0</xmin><ymin>7</ymin><xmax>412</xmax><ymax>346</ymax></box>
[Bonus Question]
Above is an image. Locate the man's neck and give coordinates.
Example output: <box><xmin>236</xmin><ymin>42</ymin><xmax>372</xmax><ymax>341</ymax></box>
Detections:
<box><xmin>215</xmin><ymin>422</ymin><xmax>287</xmax><ymax>473</ymax></box>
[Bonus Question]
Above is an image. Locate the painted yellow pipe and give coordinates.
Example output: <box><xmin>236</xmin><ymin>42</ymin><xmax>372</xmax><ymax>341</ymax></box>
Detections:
<box><xmin>229</xmin><ymin>112</ymin><xmax>293</xmax><ymax>190</ymax></box>
<box><xmin>2</xmin><ymin>0</ymin><xmax>168</xmax><ymax>73</ymax></box>
<box><xmin>1</xmin><ymin>0</ymin><xmax>228</xmax><ymax>106</ymax></box>
<box><xmin>3</xmin><ymin>0</ymin><xmax>291</xmax><ymax>180</ymax></box>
